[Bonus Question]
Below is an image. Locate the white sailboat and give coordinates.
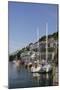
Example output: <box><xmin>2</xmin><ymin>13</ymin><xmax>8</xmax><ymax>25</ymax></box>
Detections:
<box><xmin>41</xmin><ymin>23</ymin><xmax>52</xmax><ymax>73</ymax></box>
<box><xmin>31</xmin><ymin>24</ymin><xmax>52</xmax><ymax>73</ymax></box>
<box><xmin>31</xmin><ymin>27</ymin><xmax>42</xmax><ymax>73</ymax></box>
<box><xmin>31</xmin><ymin>61</ymin><xmax>42</xmax><ymax>73</ymax></box>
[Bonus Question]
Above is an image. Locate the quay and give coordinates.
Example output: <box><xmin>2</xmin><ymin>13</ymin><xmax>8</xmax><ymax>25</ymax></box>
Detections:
<box><xmin>52</xmin><ymin>64</ymin><xmax>58</xmax><ymax>86</ymax></box>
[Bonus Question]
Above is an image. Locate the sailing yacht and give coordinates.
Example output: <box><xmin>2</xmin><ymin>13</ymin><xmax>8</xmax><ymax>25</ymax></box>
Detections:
<box><xmin>31</xmin><ymin>24</ymin><xmax>52</xmax><ymax>73</ymax></box>
<box><xmin>31</xmin><ymin>60</ymin><xmax>42</xmax><ymax>73</ymax></box>
<box><xmin>41</xmin><ymin>23</ymin><xmax>52</xmax><ymax>73</ymax></box>
<box><xmin>31</xmin><ymin>27</ymin><xmax>42</xmax><ymax>73</ymax></box>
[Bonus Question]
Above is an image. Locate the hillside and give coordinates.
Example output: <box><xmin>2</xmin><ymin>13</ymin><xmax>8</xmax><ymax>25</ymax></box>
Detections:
<box><xmin>9</xmin><ymin>31</ymin><xmax>58</xmax><ymax>61</ymax></box>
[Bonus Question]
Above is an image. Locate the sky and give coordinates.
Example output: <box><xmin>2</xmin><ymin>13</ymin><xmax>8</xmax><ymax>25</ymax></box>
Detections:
<box><xmin>8</xmin><ymin>2</ymin><xmax>58</xmax><ymax>54</ymax></box>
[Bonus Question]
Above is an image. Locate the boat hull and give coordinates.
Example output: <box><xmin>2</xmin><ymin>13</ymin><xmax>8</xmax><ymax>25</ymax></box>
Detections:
<box><xmin>31</xmin><ymin>65</ymin><xmax>41</xmax><ymax>73</ymax></box>
<box><xmin>39</xmin><ymin>69</ymin><xmax>52</xmax><ymax>74</ymax></box>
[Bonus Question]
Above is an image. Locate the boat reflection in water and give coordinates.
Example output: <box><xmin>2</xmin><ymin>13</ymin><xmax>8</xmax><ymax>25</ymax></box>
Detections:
<box><xmin>32</xmin><ymin>73</ymin><xmax>40</xmax><ymax>86</ymax></box>
<box><xmin>32</xmin><ymin>73</ymin><xmax>40</xmax><ymax>77</ymax></box>
<box><xmin>9</xmin><ymin>62</ymin><xmax>53</xmax><ymax>89</ymax></box>
<box><xmin>32</xmin><ymin>72</ymin><xmax>53</xmax><ymax>87</ymax></box>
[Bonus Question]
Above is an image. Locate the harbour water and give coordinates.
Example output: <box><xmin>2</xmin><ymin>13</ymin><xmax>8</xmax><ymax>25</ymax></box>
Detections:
<box><xmin>8</xmin><ymin>62</ymin><xmax>53</xmax><ymax>89</ymax></box>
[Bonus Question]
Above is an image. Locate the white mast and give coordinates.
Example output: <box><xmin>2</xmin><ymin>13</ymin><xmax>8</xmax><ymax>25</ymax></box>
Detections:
<box><xmin>36</xmin><ymin>27</ymin><xmax>41</xmax><ymax>61</ymax></box>
<box><xmin>37</xmin><ymin>27</ymin><xmax>39</xmax><ymax>49</ymax></box>
<box><xmin>46</xmin><ymin>23</ymin><xmax>48</xmax><ymax>62</ymax></box>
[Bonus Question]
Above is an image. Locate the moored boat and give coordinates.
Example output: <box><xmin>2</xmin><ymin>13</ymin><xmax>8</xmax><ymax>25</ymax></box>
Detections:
<box><xmin>12</xmin><ymin>60</ymin><xmax>16</xmax><ymax>64</ymax></box>
<box><xmin>16</xmin><ymin>60</ymin><xmax>21</xmax><ymax>67</ymax></box>
<box><xmin>31</xmin><ymin>61</ymin><xmax>42</xmax><ymax>73</ymax></box>
<box><xmin>40</xmin><ymin>63</ymin><xmax>52</xmax><ymax>73</ymax></box>
<box><xmin>39</xmin><ymin>23</ymin><xmax>52</xmax><ymax>73</ymax></box>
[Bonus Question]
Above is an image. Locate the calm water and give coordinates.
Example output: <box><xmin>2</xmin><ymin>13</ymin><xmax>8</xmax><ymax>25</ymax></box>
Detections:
<box><xmin>8</xmin><ymin>62</ymin><xmax>53</xmax><ymax>89</ymax></box>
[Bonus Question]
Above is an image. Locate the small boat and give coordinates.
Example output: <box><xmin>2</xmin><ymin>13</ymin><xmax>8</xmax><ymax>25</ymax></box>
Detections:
<box><xmin>31</xmin><ymin>61</ymin><xmax>42</xmax><ymax>73</ymax></box>
<box><xmin>12</xmin><ymin>60</ymin><xmax>16</xmax><ymax>64</ymax></box>
<box><xmin>31</xmin><ymin>66</ymin><xmax>41</xmax><ymax>73</ymax></box>
<box><xmin>31</xmin><ymin>59</ymin><xmax>52</xmax><ymax>73</ymax></box>
<box><xmin>16</xmin><ymin>60</ymin><xmax>21</xmax><ymax>67</ymax></box>
<box><xmin>41</xmin><ymin>63</ymin><xmax>52</xmax><ymax>73</ymax></box>
<box><xmin>38</xmin><ymin>59</ymin><xmax>52</xmax><ymax>73</ymax></box>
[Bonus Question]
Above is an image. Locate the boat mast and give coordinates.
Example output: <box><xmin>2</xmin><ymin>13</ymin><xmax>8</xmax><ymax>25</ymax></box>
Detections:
<box><xmin>46</xmin><ymin>23</ymin><xmax>48</xmax><ymax>63</ymax></box>
<box><xmin>37</xmin><ymin>27</ymin><xmax>40</xmax><ymax>61</ymax></box>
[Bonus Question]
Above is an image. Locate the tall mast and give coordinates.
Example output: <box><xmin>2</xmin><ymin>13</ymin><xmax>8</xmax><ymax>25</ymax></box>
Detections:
<box><xmin>46</xmin><ymin>23</ymin><xmax>48</xmax><ymax>62</ymax></box>
<box><xmin>36</xmin><ymin>27</ymin><xmax>40</xmax><ymax>61</ymax></box>
<box><xmin>37</xmin><ymin>27</ymin><xmax>39</xmax><ymax>49</ymax></box>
